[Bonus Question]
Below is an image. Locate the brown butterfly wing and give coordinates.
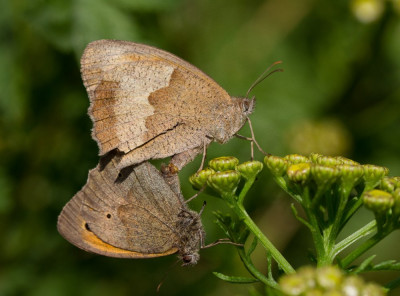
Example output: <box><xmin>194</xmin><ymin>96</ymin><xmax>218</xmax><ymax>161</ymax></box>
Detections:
<box><xmin>81</xmin><ymin>40</ymin><xmax>241</xmax><ymax>168</ymax></box>
<box><xmin>57</xmin><ymin>160</ymin><xmax>182</xmax><ymax>258</ymax></box>
<box><xmin>57</xmin><ymin>187</ymin><xmax>176</xmax><ymax>258</ymax></box>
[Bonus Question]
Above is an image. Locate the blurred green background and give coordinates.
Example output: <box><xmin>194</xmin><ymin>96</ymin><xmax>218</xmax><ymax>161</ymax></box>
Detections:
<box><xmin>1</xmin><ymin>0</ymin><xmax>400</xmax><ymax>295</ymax></box>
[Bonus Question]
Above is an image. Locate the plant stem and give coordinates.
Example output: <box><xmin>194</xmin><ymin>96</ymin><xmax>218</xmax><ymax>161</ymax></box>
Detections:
<box><xmin>236</xmin><ymin>246</ymin><xmax>279</xmax><ymax>289</ymax></box>
<box><xmin>302</xmin><ymin>187</ymin><xmax>325</xmax><ymax>263</ymax></box>
<box><xmin>323</xmin><ymin>186</ymin><xmax>352</xmax><ymax>264</ymax></box>
<box><xmin>333</xmin><ymin>220</ymin><xmax>377</xmax><ymax>257</ymax></box>
<box><xmin>233</xmin><ymin>202</ymin><xmax>295</xmax><ymax>274</ymax></box>
<box><xmin>273</xmin><ymin>176</ymin><xmax>302</xmax><ymax>203</ymax></box>
<box><xmin>238</xmin><ymin>177</ymin><xmax>256</xmax><ymax>204</ymax></box>
<box><xmin>341</xmin><ymin>232</ymin><xmax>385</xmax><ymax>267</ymax></box>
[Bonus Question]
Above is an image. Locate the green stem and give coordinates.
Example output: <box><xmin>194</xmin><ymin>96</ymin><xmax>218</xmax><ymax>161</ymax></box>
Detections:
<box><xmin>342</xmin><ymin>184</ymin><xmax>371</xmax><ymax>226</ymax></box>
<box><xmin>333</xmin><ymin>220</ymin><xmax>377</xmax><ymax>257</ymax></box>
<box><xmin>238</xmin><ymin>177</ymin><xmax>256</xmax><ymax>204</ymax></box>
<box><xmin>236</xmin><ymin>247</ymin><xmax>279</xmax><ymax>289</ymax></box>
<box><xmin>311</xmin><ymin>184</ymin><xmax>330</xmax><ymax>209</ymax></box>
<box><xmin>273</xmin><ymin>176</ymin><xmax>302</xmax><ymax>203</ymax></box>
<box><xmin>341</xmin><ymin>232</ymin><xmax>386</xmax><ymax>267</ymax></box>
<box><xmin>341</xmin><ymin>198</ymin><xmax>363</xmax><ymax>227</ymax></box>
<box><xmin>301</xmin><ymin>187</ymin><xmax>325</xmax><ymax>263</ymax></box>
<box><xmin>233</xmin><ymin>203</ymin><xmax>295</xmax><ymax>274</ymax></box>
<box><xmin>323</xmin><ymin>186</ymin><xmax>352</xmax><ymax>264</ymax></box>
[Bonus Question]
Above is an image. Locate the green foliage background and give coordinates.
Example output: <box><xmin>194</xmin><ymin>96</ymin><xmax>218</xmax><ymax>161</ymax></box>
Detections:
<box><xmin>1</xmin><ymin>0</ymin><xmax>399</xmax><ymax>295</ymax></box>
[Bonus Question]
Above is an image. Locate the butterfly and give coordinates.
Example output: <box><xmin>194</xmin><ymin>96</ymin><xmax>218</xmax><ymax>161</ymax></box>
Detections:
<box><xmin>81</xmin><ymin>39</ymin><xmax>255</xmax><ymax>171</ymax></box>
<box><xmin>57</xmin><ymin>157</ymin><xmax>204</xmax><ymax>265</ymax></box>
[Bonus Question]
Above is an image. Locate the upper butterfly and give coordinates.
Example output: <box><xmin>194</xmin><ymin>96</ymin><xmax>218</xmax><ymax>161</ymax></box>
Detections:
<box><xmin>81</xmin><ymin>39</ymin><xmax>254</xmax><ymax>171</ymax></box>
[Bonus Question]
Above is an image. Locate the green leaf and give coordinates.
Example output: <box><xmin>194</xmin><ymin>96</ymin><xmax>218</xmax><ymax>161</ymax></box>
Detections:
<box><xmin>372</xmin><ymin>260</ymin><xmax>400</xmax><ymax>271</ymax></box>
<box><xmin>212</xmin><ymin>272</ymin><xmax>259</xmax><ymax>284</ymax></box>
<box><xmin>353</xmin><ymin>255</ymin><xmax>376</xmax><ymax>273</ymax></box>
<box><xmin>213</xmin><ymin>211</ymin><xmax>249</xmax><ymax>243</ymax></box>
<box><xmin>247</xmin><ymin>236</ymin><xmax>258</xmax><ymax>257</ymax></box>
<box><xmin>213</xmin><ymin>211</ymin><xmax>233</xmax><ymax>239</ymax></box>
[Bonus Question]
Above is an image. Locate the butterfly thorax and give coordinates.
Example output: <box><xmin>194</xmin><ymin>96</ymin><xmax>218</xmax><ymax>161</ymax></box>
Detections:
<box><xmin>176</xmin><ymin>209</ymin><xmax>204</xmax><ymax>265</ymax></box>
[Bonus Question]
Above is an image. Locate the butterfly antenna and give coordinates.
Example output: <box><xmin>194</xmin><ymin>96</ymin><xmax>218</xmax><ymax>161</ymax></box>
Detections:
<box><xmin>156</xmin><ymin>259</ymin><xmax>180</xmax><ymax>293</ymax></box>
<box><xmin>245</xmin><ymin>61</ymin><xmax>283</xmax><ymax>98</ymax></box>
<box><xmin>198</xmin><ymin>201</ymin><xmax>207</xmax><ymax>216</ymax></box>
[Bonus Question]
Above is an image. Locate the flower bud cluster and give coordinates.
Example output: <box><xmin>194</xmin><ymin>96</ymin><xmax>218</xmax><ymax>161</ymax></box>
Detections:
<box><xmin>189</xmin><ymin>156</ymin><xmax>263</xmax><ymax>198</ymax></box>
<box><xmin>279</xmin><ymin>265</ymin><xmax>386</xmax><ymax>296</ymax></box>
<box><xmin>264</xmin><ymin>153</ymin><xmax>389</xmax><ymax>207</ymax></box>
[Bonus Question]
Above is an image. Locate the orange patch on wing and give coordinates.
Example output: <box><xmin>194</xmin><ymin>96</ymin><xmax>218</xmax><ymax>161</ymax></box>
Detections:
<box><xmin>81</xmin><ymin>221</ymin><xmax>178</xmax><ymax>258</ymax></box>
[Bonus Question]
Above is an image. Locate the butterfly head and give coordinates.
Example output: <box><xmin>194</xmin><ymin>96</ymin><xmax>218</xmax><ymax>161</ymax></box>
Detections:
<box><xmin>180</xmin><ymin>252</ymin><xmax>200</xmax><ymax>266</ymax></box>
<box><xmin>242</xmin><ymin>96</ymin><xmax>256</xmax><ymax>116</ymax></box>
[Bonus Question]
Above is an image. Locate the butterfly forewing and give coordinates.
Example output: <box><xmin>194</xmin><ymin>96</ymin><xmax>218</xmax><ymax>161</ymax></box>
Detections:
<box><xmin>81</xmin><ymin>40</ymin><xmax>239</xmax><ymax>170</ymax></box>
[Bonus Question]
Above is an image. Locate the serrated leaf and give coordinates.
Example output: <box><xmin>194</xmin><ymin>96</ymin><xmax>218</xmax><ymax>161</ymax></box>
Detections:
<box><xmin>373</xmin><ymin>260</ymin><xmax>400</xmax><ymax>271</ymax></box>
<box><xmin>213</xmin><ymin>272</ymin><xmax>259</xmax><ymax>284</ymax></box>
<box><xmin>213</xmin><ymin>211</ymin><xmax>233</xmax><ymax>239</ymax></box>
<box><xmin>353</xmin><ymin>255</ymin><xmax>376</xmax><ymax>273</ymax></box>
<box><xmin>213</xmin><ymin>211</ymin><xmax>249</xmax><ymax>243</ymax></box>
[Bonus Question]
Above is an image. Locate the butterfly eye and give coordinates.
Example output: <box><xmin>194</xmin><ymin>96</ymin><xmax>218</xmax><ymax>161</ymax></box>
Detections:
<box><xmin>243</xmin><ymin>97</ymin><xmax>255</xmax><ymax>114</ymax></box>
<box><xmin>182</xmin><ymin>255</ymin><xmax>193</xmax><ymax>264</ymax></box>
<box><xmin>106</xmin><ymin>214</ymin><xmax>111</xmax><ymax>219</ymax></box>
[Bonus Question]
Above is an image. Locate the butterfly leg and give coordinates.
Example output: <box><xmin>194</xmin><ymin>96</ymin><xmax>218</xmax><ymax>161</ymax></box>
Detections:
<box><xmin>184</xmin><ymin>186</ymin><xmax>206</xmax><ymax>204</ymax></box>
<box><xmin>170</xmin><ymin>137</ymin><xmax>212</xmax><ymax>171</ymax></box>
<box><xmin>202</xmin><ymin>238</ymin><xmax>244</xmax><ymax>249</ymax></box>
<box><xmin>235</xmin><ymin>117</ymin><xmax>270</xmax><ymax>158</ymax></box>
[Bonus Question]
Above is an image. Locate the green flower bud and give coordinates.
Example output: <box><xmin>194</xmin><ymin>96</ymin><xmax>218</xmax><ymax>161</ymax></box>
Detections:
<box><xmin>363</xmin><ymin>189</ymin><xmax>394</xmax><ymax>215</ymax></box>
<box><xmin>279</xmin><ymin>273</ymin><xmax>308</xmax><ymax>296</ymax></box>
<box><xmin>315</xmin><ymin>156</ymin><xmax>343</xmax><ymax>166</ymax></box>
<box><xmin>264</xmin><ymin>155</ymin><xmax>289</xmax><ymax>177</ymax></box>
<box><xmin>363</xmin><ymin>164</ymin><xmax>389</xmax><ymax>190</ymax></box>
<box><xmin>341</xmin><ymin>276</ymin><xmax>364</xmax><ymax>296</ymax></box>
<box><xmin>337</xmin><ymin>164</ymin><xmax>364</xmax><ymax>188</ymax></box>
<box><xmin>361</xmin><ymin>283</ymin><xmax>386</xmax><ymax>296</ymax></box>
<box><xmin>311</xmin><ymin>165</ymin><xmax>339</xmax><ymax>186</ymax></box>
<box><xmin>334</xmin><ymin>156</ymin><xmax>360</xmax><ymax>166</ymax></box>
<box><xmin>236</xmin><ymin>160</ymin><xmax>263</xmax><ymax>180</ymax></box>
<box><xmin>309</xmin><ymin>152</ymin><xmax>323</xmax><ymax>163</ymax></box>
<box><xmin>315</xmin><ymin>266</ymin><xmax>343</xmax><ymax>290</ymax></box>
<box><xmin>284</xmin><ymin>154</ymin><xmax>310</xmax><ymax>164</ymax></box>
<box><xmin>392</xmin><ymin>189</ymin><xmax>400</xmax><ymax>216</ymax></box>
<box><xmin>208</xmin><ymin>156</ymin><xmax>239</xmax><ymax>172</ymax></box>
<box><xmin>207</xmin><ymin>170</ymin><xmax>241</xmax><ymax>197</ymax></box>
<box><xmin>393</xmin><ymin>177</ymin><xmax>400</xmax><ymax>187</ymax></box>
<box><xmin>287</xmin><ymin>163</ymin><xmax>312</xmax><ymax>183</ymax></box>
<box><xmin>189</xmin><ymin>168</ymin><xmax>215</xmax><ymax>190</ymax></box>
<box><xmin>380</xmin><ymin>177</ymin><xmax>397</xmax><ymax>193</ymax></box>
